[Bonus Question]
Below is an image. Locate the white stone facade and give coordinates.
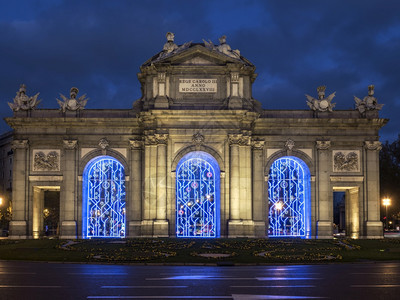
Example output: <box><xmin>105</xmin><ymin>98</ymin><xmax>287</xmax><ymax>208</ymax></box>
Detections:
<box><xmin>4</xmin><ymin>36</ymin><xmax>387</xmax><ymax>239</ymax></box>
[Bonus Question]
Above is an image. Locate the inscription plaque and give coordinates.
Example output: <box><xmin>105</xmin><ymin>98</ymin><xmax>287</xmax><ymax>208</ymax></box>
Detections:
<box><xmin>179</xmin><ymin>79</ymin><xmax>217</xmax><ymax>93</ymax></box>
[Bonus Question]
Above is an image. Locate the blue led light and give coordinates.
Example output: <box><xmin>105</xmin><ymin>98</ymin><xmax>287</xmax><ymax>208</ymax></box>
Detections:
<box><xmin>268</xmin><ymin>157</ymin><xmax>310</xmax><ymax>237</ymax></box>
<box><xmin>83</xmin><ymin>156</ymin><xmax>126</xmax><ymax>238</ymax></box>
<box><xmin>176</xmin><ymin>151</ymin><xmax>220</xmax><ymax>238</ymax></box>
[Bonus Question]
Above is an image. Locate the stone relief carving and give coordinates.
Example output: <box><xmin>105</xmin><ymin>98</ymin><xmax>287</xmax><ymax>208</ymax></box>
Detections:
<box><xmin>63</xmin><ymin>140</ymin><xmax>78</xmax><ymax>150</ymax></box>
<box><xmin>98</xmin><ymin>138</ymin><xmax>109</xmax><ymax>150</ymax></box>
<box><xmin>364</xmin><ymin>141</ymin><xmax>382</xmax><ymax>151</ymax></box>
<box><xmin>306</xmin><ymin>86</ymin><xmax>336</xmax><ymax>112</ymax></box>
<box><xmin>192</xmin><ymin>132</ymin><xmax>205</xmax><ymax>145</ymax></box>
<box><xmin>33</xmin><ymin>150</ymin><xmax>60</xmax><ymax>172</ymax></box>
<box><xmin>285</xmin><ymin>139</ymin><xmax>295</xmax><ymax>151</ymax></box>
<box><xmin>57</xmin><ymin>87</ymin><xmax>89</xmax><ymax>112</ymax></box>
<box><xmin>8</xmin><ymin>84</ymin><xmax>41</xmax><ymax>111</ymax></box>
<box><xmin>354</xmin><ymin>85</ymin><xmax>384</xmax><ymax>115</ymax></box>
<box><xmin>333</xmin><ymin>150</ymin><xmax>360</xmax><ymax>172</ymax></box>
<box><xmin>316</xmin><ymin>140</ymin><xmax>331</xmax><ymax>150</ymax></box>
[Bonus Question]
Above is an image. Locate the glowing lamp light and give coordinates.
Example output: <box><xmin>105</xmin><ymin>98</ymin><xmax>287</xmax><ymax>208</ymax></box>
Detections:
<box><xmin>0</xmin><ymin>197</ymin><xmax>2</xmax><ymax>206</ymax></box>
<box><xmin>275</xmin><ymin>202</ymin><xmax>283</xmax><ymax>211</ymax></box>
<box><xmin>382</xmin><ymin>198</ymin><xmax>391</xmax><ymax>206</ymax></box>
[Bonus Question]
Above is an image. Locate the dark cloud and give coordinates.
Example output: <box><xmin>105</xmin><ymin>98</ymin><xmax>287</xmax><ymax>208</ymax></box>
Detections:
<box><xmin>1</xmin><ymin>0</ymin><xmax>399</xmax><ymax>141</ymax></box>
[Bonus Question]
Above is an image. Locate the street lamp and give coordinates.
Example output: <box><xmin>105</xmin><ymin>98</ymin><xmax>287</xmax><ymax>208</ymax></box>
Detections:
<box><xmin>383</xmin><ymin>198</ymin><xmax>391</xmax><ymax>230</ymax></box>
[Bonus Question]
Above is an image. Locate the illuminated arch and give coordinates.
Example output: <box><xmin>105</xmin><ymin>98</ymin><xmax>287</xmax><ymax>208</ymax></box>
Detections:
<box><xmin>268</xmin><ymin>156</ymin><xmax>311</xmax><ymax>237</ymax></box>
<box><xmin>82</xmin><ymin>156</ymin><xmax>126</xmax><ymax>238</ymax></box>
<box><xmin>176</xmin><ymin>151</ymin><xmax>220</xmax><ymax>237</ymax></box>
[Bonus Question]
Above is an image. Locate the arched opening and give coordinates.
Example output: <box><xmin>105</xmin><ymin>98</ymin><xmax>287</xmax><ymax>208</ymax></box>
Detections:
<box><xmin>82</xmin><ymin>156</ymin><xmax>126</xmax><ymax>238</ymax></box>
<box><xmin>176</xmin><ymin>151</ymin><xmax>220</xmax><ymax>237</ymax></box>
<box><xmin>268</xmin><ymin>156</ymin><xmax>311</xmax><ymax>237</ymax></box>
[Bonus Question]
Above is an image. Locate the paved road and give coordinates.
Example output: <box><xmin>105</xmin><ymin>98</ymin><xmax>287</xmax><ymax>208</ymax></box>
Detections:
<box><xmin>0</xmin><ymin>261</ymin><xmax>399</xmax><ymax>299</ymax></box>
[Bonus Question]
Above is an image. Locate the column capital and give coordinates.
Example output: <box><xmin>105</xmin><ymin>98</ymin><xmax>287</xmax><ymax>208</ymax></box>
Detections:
<box><xmin>364</xmin><ymin>141</ymin><xmax>382</xmax><ymax>151</ymax></box>
<box><xmin>228</xmin><ymin>133</ymin><xmax>250</xmax><ymax>146</ymax></box>
<box><xmin>129</xmin><ymin>139</ymin><xmax>144</xmax><ymax>149</ymax></box>
<box><xmin>316</xmin><ymin>140</ymin><xmax>331</xmax><ymax>150</ymax></box>
<box><xmin>11</xmin><ymin>139</ymin><xmax>29</xmax><ymax>150</ymax></box>
<box><xmin>63</xmin><ymin>140</ymin><xmax>78</xmax><ymax>150</ymax></box>
<box><xmin>251</xmin><ymin>139</ymin><xmax>265</xmax><ymax>150</ymax></box>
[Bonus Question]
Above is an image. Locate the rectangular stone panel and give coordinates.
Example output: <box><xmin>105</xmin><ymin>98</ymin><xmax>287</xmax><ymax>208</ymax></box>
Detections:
<box><xmin>179</xmin><ymin>79</ymin><xmax>217</xmax><ymax>93</ymax></box>
<box><xmin>32</xmin><ymin>149</ymin><xmax>61</xmax><ymax>172</ymax></box>
<box><xmin>332</xmin><ymin>150</ymin><xmax>360</xmax><ymax>172</ymax></box>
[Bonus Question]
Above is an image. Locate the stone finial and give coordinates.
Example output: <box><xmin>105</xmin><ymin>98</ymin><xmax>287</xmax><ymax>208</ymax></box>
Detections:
<box><xmin>63</xmin><ymin>140</ymin><xmax>78</xmax><ymax>150</ymax></box>
<box><xmin>316</xmin><ymin>140</ymin><xmax>331</xmax><ymax>150</ymax></box>
<box><xmin>8</xmin><ymin>84</ymin><xmax>41</xmax><ymax>111</ymax></box>
<box><xmin>57</xmin><ymin>87</ymin><xmax>89</xmax><ymax>112</ymax></box>
<box><xmin>354</xmin><ymin>85</ymin><xmax>384</xmax><ymax>115</ymax></box>
<box><xmin>306</xmin><ymin>86</ymin><xmax>336</xmax><ymax>112</ymax></box>
<box><xmin>364</xmin><ymin>141</ymin><xmax>382</xmax><ymax>151</ymax></box>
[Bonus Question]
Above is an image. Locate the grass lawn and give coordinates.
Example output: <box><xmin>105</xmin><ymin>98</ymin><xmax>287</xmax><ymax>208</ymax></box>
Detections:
<box><xmin>0</xmin><ymin>238</ymin><xmax>399</xmax><ymax>264</ymax></box>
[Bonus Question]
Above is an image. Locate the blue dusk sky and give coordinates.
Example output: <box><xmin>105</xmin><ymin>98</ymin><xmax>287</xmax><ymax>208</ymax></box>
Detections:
<box><xmin>0</xmin><ymin>0</ymin><xmax>399</xmax><ymax>142</ymax></box>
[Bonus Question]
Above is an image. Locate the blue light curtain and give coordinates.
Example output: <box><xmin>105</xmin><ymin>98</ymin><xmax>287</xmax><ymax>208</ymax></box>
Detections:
<box><xmin>176</xmin><ymin>151</ymin><xmax>220</xmax><ymax>237</ymax></box>
<box><xmin>83</xmin><ymin>156</ymin><xmax>126</xmax><ymax>238</ymax></box>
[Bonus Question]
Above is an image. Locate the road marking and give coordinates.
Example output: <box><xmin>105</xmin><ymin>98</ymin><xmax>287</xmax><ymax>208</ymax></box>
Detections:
<box><xmin>0</xmin><ymin>285</ymin><xmax>62</xmax><ymax>288</ymax></box>
<box><xmin>0</xmin><ymin>272</ymin><xmax>36</xmax><ymax>274</ymax></box>
<box><xmin>256</xmin><ymin>277</ymin><xmax>320</xmax><ymax>281</ymax></box>
<box><xmin>69</xmin><ymin>273</ymin><xmax>128</xmax><ymax>275</ymax></box>
<box><xmin>351</xmin><ymin>273</ymin><xmax>399</xmax><ymax>275</ymax></box>
<box><xmin>351</xmin><ymin>285</ymin><xmax>400</xmax><ymax>288</ymax></box>
<box><xmin>101</xmin><ymin>286</ymin><xmax>188</xmax><ymax>288</ymax></box>
<box><xmin>232</xmin><ymin>295</ymin><xmax>325</xmax><ymax>299</ymax></box>
<box><xmin>146</xmin><ymin>276</ymin><xmax>254</xmax><ymax>280</ymax></box>
<box><xmin>87</xmin><ymin>296</ymin><xmax>232</xmax><ymax>299</ymax></box>
<box><xmin>231</xmin><ymin>285</ymin><xmax>316</xmax><ymax>288</ymax></box>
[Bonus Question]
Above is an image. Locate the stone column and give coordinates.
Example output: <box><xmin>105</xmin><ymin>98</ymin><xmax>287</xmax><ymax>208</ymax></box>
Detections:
<box><xmin>128</xmin><ymin>139</ymin><xmax>143</xmax><ymax>237</ymax></box>
<box><xmin>32</xmin><ymin>187</ymin><xmax>44</xmax><ymax>239</ymax></box>
<box><xmin>252</xmin><ymin>139</ymin><xmax>266</xmax><ymax>237</ymax></box>
<box><xmin>315</xmin><ymin>140</ymin><xmax>333</xmax><ymax>238</ymax></box>
<box><xmin>154</xmin><ymin>133</ymin><xmax>169</xmax><ymax>236</ymax></box>
<box><xmin>228</xmin><ymin>134</ymin><xmax>242</xmax><ymax>236</ymax></box>
<box><xmin>346</xmin><ymin>187</ymin><xmax>360</xmax><ymax>239</ymax></box>
<box><xmin>60</xmin><ymin>140</ymin><xmax>78</xmax><ymax>239</ymax></box>
<box><xmin>364</xmin><ymin>141</ymin><xmax>383</xmax><ymax>238</ymax></box>
<box><xmin>9</xmin><ymin>140</ymin><xmax>29</xmax><ymax>239</ymax></box>
<box><xmin>142</xmin><ymin>133</ymin><xmax>156</xmax><ymax>236</ymax></box>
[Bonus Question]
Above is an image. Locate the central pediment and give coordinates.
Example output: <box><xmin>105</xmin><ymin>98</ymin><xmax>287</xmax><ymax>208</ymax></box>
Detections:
<box><xmin>136</xmin><ymin>33</ymin><xmax>259</xmax><ymax>112</ymax></box>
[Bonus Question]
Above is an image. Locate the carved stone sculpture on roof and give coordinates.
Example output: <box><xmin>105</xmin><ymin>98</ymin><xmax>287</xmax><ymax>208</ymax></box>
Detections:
<box><xmin>57</xmin><ymin>87</ymin><xmax>89</xmax><ymax>112</ymax></box>
<box><xmin>8</xmin><ymin>84</ymin><xmax>41</xmax><ymax>111</ymax></box>
<box><xmin>354</xmin><ymin>85</ymin><xmax>384</xmax><ymax>115</ymax></box>
<box><xmin>305</xmin><ymin>86</ymin><xmax>336</xmax><ymax>112</ymax></box>
<box><xmin>157</xmin><ymin>32</ymin><xmax>191</xmax><ymax>60</ymax></box>
<box><xmin>203</xmin><ymin>35</ymin><xmax>241</xmax><ymax>59</ymax></box>
<box><xmin>162</xmin><ymin>32</ymin><xmax>178</xmax><ymax>54</ymax></box>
